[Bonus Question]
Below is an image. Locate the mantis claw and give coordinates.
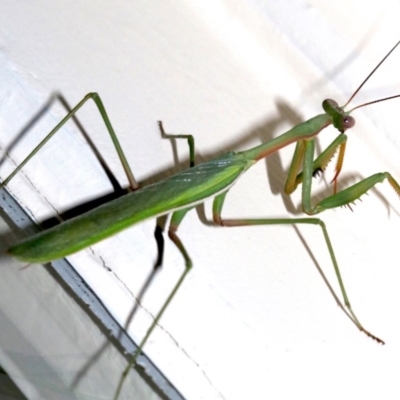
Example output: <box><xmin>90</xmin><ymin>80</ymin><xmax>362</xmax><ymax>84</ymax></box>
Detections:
<box><xmin>363</xmin><ymin>329</ymin><xmax>385</xmax><ymax>345</ymax></box>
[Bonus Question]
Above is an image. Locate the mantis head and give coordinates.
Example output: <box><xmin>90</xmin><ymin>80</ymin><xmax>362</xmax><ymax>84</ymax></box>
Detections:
<box><xmin>322</xmin><ymin>99</ymin><xmax>355</xmax><ymax>134</ymax></box>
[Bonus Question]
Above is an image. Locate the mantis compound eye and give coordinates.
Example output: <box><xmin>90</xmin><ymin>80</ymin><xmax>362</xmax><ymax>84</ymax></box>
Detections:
<box><xmin>343</xmin><ymin>115</ymin><xmax>355</xmax><ymax>130</ymax></box>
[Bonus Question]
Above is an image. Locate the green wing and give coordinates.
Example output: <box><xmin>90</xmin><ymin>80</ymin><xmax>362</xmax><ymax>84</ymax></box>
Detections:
<box><xmin>9</xmin><ymin>152</ymin><xmax>251</xmax><ymax>262</ymax></box>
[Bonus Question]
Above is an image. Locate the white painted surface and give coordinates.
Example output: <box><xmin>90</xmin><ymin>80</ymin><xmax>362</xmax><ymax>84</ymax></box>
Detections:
<box><xmin>1</xmin><ymin>1</ymin><xmax>400</xmax><ymax>399</ymax></box>
<box><xmin>0</xmin><ymin>194</ymin><xmax>162</xmax><ymax>399</ymax></box>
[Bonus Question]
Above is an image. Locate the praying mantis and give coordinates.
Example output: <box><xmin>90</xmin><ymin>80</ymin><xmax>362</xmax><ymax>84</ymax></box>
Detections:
<box><xmin>2</xmin><ymin>39</ymin><xmax>400</xmax><ymax>400</ymax></box>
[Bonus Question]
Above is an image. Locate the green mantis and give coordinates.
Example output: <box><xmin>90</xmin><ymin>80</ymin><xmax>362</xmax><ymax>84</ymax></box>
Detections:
<box><xmin>2</xmin><ymin>39</ymin><xmax>400</xmax><ymax>399</ymax></box>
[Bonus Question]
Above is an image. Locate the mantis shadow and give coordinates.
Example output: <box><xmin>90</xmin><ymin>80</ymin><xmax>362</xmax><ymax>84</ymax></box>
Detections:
<box><xmin>0</xmin><ymin>93</ymin><xmax>185</xmax><ymax>399</ymax></box>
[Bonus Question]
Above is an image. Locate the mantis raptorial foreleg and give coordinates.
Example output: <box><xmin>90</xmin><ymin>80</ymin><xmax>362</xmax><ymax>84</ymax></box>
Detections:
<box><xmin>295</xmin><ymin>138</ymin><xmax>400</xmax><ymax>214</ymax></box>
<box><xmin>288</xmin><ymin>134</ymin><xmax>348</xmax><ymax>194</ymax></box>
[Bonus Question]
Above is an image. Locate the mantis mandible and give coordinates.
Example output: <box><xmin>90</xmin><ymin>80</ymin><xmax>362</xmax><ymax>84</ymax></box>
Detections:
<box><xmin>2</xmin><ymin>40</ymin><xmax>400</xmax><ymax>399</ymax></box>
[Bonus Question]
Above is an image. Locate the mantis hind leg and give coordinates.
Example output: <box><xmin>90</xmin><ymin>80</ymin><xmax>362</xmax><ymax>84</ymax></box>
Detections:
<box><xmin>212</xmin><ymin>190</ymin><xmax>384</xmax><ymax>344</ymax></box>
<box><xmin>0</xmin><ymin>93</ymin><xmax>138</xmax><ymax>190</ymax></box>
<box><xmin>114</xmin><ymin>207</ymin><xmax>193</xmax><ymax>400</ymax></box>
<box><xmin>116</xmin><ymin>126</ymin><xmax>196</xmax><ymax>398</ymax></box>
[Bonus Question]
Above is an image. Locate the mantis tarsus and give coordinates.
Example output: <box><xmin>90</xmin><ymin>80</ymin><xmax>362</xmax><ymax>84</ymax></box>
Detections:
<box><xmin>2</xmin><ymin>40</ymin><xmax>400</xmax><ymax>399</ymax></box>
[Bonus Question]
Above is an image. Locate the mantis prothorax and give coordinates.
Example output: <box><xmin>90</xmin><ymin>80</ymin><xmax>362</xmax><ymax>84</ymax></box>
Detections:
<box><xmin>2</xmin><ymin>40</ymin><xmax>400</xmax><ymax>400</ymax></box>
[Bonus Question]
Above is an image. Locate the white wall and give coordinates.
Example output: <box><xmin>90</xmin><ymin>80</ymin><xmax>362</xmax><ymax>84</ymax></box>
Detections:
<box><xmin>1</xmin><ymin>1</ymin><xmax>400</xmax><ymax>399</ymax></box>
